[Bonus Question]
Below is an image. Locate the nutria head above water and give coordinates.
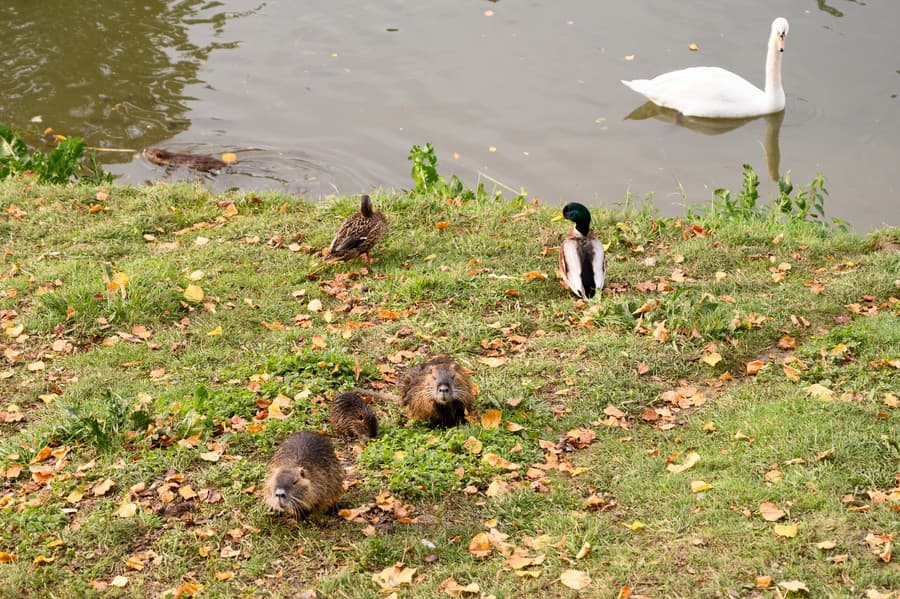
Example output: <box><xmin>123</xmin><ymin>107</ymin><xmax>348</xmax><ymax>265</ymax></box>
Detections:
<box><xmin>263</xmin><ymin>431</ymin><xmax>344</xmax><ymax>518</ymax></box>
<box><xmin>401</xmin><ymin>356</ymin><xmax>475</xmax><ymax>427</ymax></box>
<box><xmin>329</xmin><ymin>391</ymin><xmax>379</xmax><ymax>439</ymax></box>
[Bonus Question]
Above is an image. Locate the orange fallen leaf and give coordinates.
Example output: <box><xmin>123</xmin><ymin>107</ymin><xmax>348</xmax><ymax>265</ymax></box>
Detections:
<box><xmin>481</xmin><ymin>409</ymin><xmax>502</xmax><ymax>429</ymax></box>
<box><xmin>435</xmin><ymin>221</ymin><xmax>450</xmax><ymax>230</ymax></box>
<box><xmin>746</xmin><ymin>360</ymin><xmax>766</xmax><ymax>375</ymax></box>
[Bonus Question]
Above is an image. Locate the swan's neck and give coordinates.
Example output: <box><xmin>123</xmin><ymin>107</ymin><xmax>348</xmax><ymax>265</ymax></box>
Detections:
<box><xmin>764</xmin><ymin>33</ymin><xmax>785</xmax><ymax>106</ymax></box>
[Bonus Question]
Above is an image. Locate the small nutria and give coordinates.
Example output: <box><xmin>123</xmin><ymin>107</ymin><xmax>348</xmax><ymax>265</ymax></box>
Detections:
<box><xmin>401</xmin><ymin>356</ymin><xmax>475</xmax><ymax>427</ymax></box>
<box><xmin>143</xmin><ymin>147</ymin><xmax>228</xmax><ymax>172</ymax></box>
<box><xmin>263</xmin><ymin>431</ymin><xmax>344</xmax><ymax>518</ymax></box>
<box><xmin>329</xmin><ymin>391</ymin><xmax>379</xmax><ymax>439</ymax></box>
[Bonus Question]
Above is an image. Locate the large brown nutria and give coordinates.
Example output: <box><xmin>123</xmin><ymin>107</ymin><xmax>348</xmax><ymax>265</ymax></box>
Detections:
<box><xmin>401</xmin><ymin>356</ymin><xmax>475</xmax><ymax>427</ymax></box>
<box><xmin>329</xmin><ymin>391</ymin><xmax>379</xmax><ymax>439</ymax></box>
<box><xmin>143</xmin><ymin>147</ymin><xmax>228</xmax><ymax>172</ymax></box>
<box><xmin>263</xmin><ymin>431</ymin><xmax>344</xmax><ymax>518</ymax></box>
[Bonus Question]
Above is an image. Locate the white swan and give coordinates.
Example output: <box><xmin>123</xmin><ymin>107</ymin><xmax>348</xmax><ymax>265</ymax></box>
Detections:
<box><xmin>622</xmin><ymin>17</ymin><xmax>789</xmax><ymax>118</ymax></box>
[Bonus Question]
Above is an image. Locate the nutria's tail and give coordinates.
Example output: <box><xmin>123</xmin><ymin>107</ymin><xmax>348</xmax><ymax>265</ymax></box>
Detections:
<box><xmin>353</xmin><ymin>388</ymin><xmax>402</xmax><ymax>405</ymax></box>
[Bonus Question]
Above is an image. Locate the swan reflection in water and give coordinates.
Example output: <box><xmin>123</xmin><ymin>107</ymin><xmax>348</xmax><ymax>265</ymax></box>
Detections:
<box><xmin>625</xmin><ymin>102</ymin><xmax>785</xmax><ymax>181</ymax></box>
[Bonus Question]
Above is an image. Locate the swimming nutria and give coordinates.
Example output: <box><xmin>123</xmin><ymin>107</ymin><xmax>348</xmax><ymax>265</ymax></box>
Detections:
<box><xmin>143</xmin><ymin>147</ymin><xmax>228</xmax><ymax>172</ymax></box>
<box><xmin>323</xmin><ymin>195</ymin><xmax>388</xmax><ymax>264</ymax></box>
<box><xmin>329</xmin><ymin>391</ymin><xmax>379</xmax><ymax>439</ymax></box>
<box><xmin>263</xmin><ymin>431</ymin><xmax>344</xmax><ymax>518</ymax></box>
<box><xmin>401</xmin><ymin>357</ymin><xmax>475</xmax><ymax>427</ymax></box>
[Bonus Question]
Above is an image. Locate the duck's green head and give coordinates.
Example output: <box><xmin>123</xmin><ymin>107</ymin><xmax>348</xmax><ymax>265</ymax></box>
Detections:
<box><xmin>553</xmin><ymin>202</ymin><xmax>592</xmax><ymax>236</ymax></box>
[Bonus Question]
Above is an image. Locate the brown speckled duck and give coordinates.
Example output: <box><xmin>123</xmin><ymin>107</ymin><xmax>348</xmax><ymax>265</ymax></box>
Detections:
<box><xmin>324</xmin><ymin>194</ymin><xmax>388</xmax><ymax>264</ymax></box>
<box><xmin>552</xmin><ymin>202</ymin><xmax>606</xmax><ymax>299</ymax></box>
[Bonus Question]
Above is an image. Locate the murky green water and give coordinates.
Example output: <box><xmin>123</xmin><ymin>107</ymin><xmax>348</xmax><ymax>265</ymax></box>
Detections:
<box><xmin>2</xmin><ymin>0</ymin><xmax>897</xmax><ymax>228</ymax></box>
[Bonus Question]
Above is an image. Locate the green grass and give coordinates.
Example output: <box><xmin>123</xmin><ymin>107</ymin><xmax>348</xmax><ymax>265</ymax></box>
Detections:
<box><xmin>0</xmin><ymin>177</ymin><xmax>897</xmax><ymax>598</ymax></box>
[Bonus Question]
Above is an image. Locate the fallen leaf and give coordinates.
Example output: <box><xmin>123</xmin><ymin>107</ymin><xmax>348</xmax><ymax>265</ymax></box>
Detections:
<box><xmin>778</xmin><ymin>580</ymin><xmax>809</xmax><ymax>593</ymax></box>
<box><xmin>92</xmin><ymin>478</ymin><xmax>115</xmax><ymax>497</ymax></box>
<box><xmin>701</xmin><ymin>352</ymin><xmax>722</xmax><ymax>367</ymax></box>
<box><xmin>115</xmin><ymin>501</ymin><xmax>138</xmax><ymax>518</ymax></box>
<box><xmin>759</xmin><ymin>502</ymin><xmax>786</xmax><ymax>521</ymax></box>
<box><xmin>439</xmin><ymin>577</ymin><xmax>480</xmax><ymax>596</ymax></box>
<box><xmin>815</xmin><ymin>539</ymin><xmax>837</xmax><ymax>550</ymax></box>
<box><xmin>478</xmin><ymin>356</ymin><xmax>507</xmax><ymax>368</ymax></box>
<box><xmin>691</xmin><ymin>480</ymin><xmax>713</xmax><ymax>493</ymax></box>
<box><xmin>110</xmin><ymin>576</ymin><xmax>128</xmax><ymax>588</ymax></box>
<box><xmin>755</xmin><ymin>576</ymin><xmax>772</xmax><ymax>589</ymax></box>
<box><xmin>467</xmin><ymin>532</ymin><xmax>492</xmax><ymax>558</ymax></box>
<box><xmin>372</xmin><ymin>564</ymin><xmax>416</xmax><ymax>591</ymax></box>
<box><xmin>804</xmin><ymin>383</ymin><xmax>834</xmax><ymax>400</ymax></box>
<box><xmin>559</xmin><ymin>569</ymin><xmax>591</xmax><ymax>590</ymax></box>
<box><xmin>774</xmin><ymin>523</ymin><xmax>798</xmax><ymax>538</ymax></box>
<box><xmin>746</xmin><ymin>360</ymin><xmax>766</xmax><ymax>375</ymax></box>
<box><xmin>221</xmin><ymin>152</ymin><xmax>237</xmax><ymax>164</ymax></box>
<box><xmin>481</xmin><ymin>409</ymin><xmax>502</xmax><ymax>429</ymax></box>
<box><xmin>688</xmin><ymin>42</ymin><xmax>699</xmax><ymax>51</ymax></box>
<box><xmin>666</xmin><ymin>452</ymin><xmax>700</xmax><ymax>473</ymax></box>
<box><xmin>183</xmin><ymin>285</ymin><xmax>204</xmax><ymax>302</ymax></box>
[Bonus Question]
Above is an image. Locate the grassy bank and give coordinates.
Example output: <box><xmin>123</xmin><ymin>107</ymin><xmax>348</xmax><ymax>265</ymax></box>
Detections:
<box><xmin>0</xmin><ymin>175</ymin><xmax>897</xmax><ymax>598</ymax></box>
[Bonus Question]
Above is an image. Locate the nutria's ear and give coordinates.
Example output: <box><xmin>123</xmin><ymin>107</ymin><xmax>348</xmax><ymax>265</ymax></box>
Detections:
<box><xmin>298</xmin><ymin>467</ymin><xmax>306</xmax><ymax>479</ymax></box>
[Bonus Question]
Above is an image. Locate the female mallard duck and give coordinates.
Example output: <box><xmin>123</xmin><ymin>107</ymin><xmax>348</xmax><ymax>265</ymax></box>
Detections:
<box><xmin>552</xmin><ymin>202</ymin><xmax>606</xmax><ymax>299</ymax></box>
<box><xmin>324</xmin><ymin>194</ymin><xmax>388</xmax><ymax>263</ymax></box>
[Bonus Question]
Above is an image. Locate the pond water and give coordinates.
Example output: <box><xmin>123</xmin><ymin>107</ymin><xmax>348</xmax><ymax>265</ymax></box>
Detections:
<box><xmin>3</xmin><ymin>0</ymin><xmax>898</xmax><ymax>229</ymax></box>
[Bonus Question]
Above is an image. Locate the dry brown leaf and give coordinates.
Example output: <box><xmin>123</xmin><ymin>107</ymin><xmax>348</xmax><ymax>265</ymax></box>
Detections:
<box><xmin>759</xmin><ymin>502</ymin><xmax>786</xmax><ymax>522</ymax></box>
<box><xmin>559</xmin><ymin>569</ymin><xmax>591</xmax><ymax>590</ymax></box>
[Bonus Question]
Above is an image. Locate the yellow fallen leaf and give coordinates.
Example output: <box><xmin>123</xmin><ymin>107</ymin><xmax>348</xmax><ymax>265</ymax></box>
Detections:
<box><xmin>666</xmin><ymin>451</ymin><xmax>700</xmax><ymax>473</ymax></box>
<box><xmin>688</xmin><ymin>42</ymin><xmax>699</xmax><ymax>51</ymax></box>
<box><xmin>691</xmin><ymin>480</ymin><xmax>713</xmax><ymax>493</ymax></box>
<box><xmin>804</xmin><ymin>383</ymin><xmax>834</xmax><ymax>400</ymax></box>
<box><xmin>0</xmin><ymin>552</ymin><xmax>18</xmax><ymax>563</ymax></box>
<box><xmin>372</xmin><ymin>564</ymin><xmax>416</xmax><ymax>591</ymax></box>
<box><xmin>207</xmin><ymin>326</ymin><xmax>223</xmax><ymax>337</ymax></box>
<box><xmin>701</xmin><ymin>352</ymin><xmax>722</xmax><ymax>367</ymax></box>
<box><xmin>624</xmin><ymin>54</ymin><xmax>635</xmax><ymax>61</ymax></box>
<box><xmin>559</xmin><ymin>569</ymin><xmax>591</xmax><ymax>590</ymax></box>
<box><xmin>778</xmin><ymin>580</ymin><xmax>809</xmax><ymax>593</ymax></box>
<box><xmin>221</xmin><ymin>152</ymin><xmax>237</xmax><ymax>164</ymax></box>
<box><xmin>774</xmin><ymin>523</ymin><xmax>798</xmax><ymax>538</ymax></box>
<box><xmin>188</xmin><ymin>270</ymin><xmax>205</xmax><ymax>281</ymax></box>
<box><xmin>625</xmin><ymin>520</ymin><xmax>645</xmax><ymax>531</ymax></box>
<box><xmin>4</xmin><ymin>324</ymin><xmax>23</xmax><ymax>338</ymax></box>
<box><xmin>467</xmin><ymin>532</ymin><xmax>492</xmax><ymax>558</ymax></box>
<box><xmin>715</xmin><ymin>271</ymin><xmax>727</xmax><ymax>281</ymax></box>
<box><xmin>115</xmin><ymin>501</ymin><xmax>138</xmax><ymax>518</ymax></box>
<box><xmin>815</xmin><ymin>539</ymin><xmax>837</xmax><ymax>550</ymax></box>
<box><xmin>183</xmin><ymin>284</ymin><xmax>204</xmax><ymax>302</ymax></box>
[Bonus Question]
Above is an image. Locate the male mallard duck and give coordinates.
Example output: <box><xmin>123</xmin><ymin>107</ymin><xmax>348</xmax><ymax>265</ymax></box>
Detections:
<box><xmin>552</xmin><ymin>202</ymin><xmax>606</xmax><ymax>299</ymax></box>
<box><xmin>324</xmin><ymin>194</ymin><xmax>388</xmax><ymax>263</ymax></box>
